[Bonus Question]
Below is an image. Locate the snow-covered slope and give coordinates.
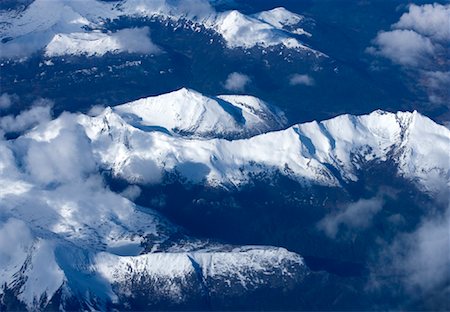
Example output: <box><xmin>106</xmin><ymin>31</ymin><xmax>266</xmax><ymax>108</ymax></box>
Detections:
<box><xmin>1</xmin><ymin>89</ymin><xmax>449</xmax><ymax>308</ymax></box>
<box><xmin>44</xmin><ymin>28</ymin><xmax>160</xmax><ymax>57</ymax></box>
<box><xmin>211</xmin><ymin>9</ymin><xmax>309</xmax><ymax>49</ymax></box>
<box><xmin>95</xmin><ymin>246</ymin><xmax>305</xmax><ymax>306</ymax></box>
<box><xmin>113</xmin><ymin>88</ymin><xmax>287</xmax><ymax>139</ymax></box>
<box><xmin>78</xmin><ymin>105</ymin><xmax>450</xmax><ymax>194</ymax></box>
<box><xmin>253</xmin><ymin>7</ymin><xmax>312</xmax><ymax>37</ymax></box>
<box><xmin>0</xmin><ymin>113</ymin><xmax>307</xmax><ymax>309</ymax></box>
<box><xmin>0</xmin><ymin>0</ymin><xmax>320</xmax><ymax>58</ymax></box>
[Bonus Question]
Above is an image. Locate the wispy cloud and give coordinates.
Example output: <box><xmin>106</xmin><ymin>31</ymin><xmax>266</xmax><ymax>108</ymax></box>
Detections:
<box><xmin>373</xmin><ymin>208</ymin><xmax>450</xmax><ymax>306</ymax></box>
<box><xmin>318</xmin><ymin>196</ymin><xmax>384</xmax><ymax>238</ymax></box>
<box><xmin>0</xmin><ymin>93</ymin><xmax>18</xmax><ymax>110</ymax></box>
<box><xmin>289</xmin><ymin>74</ymin><xmax>314</xmax><ymax>86</ymax></box>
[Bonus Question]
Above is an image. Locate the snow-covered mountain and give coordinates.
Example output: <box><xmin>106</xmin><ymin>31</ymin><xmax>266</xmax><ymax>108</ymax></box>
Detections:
<box><xmin>113</xmin><ymin>88</ymin><xmax>287</xmax><ymax>139</ymax></box>
<box><xmin>1</xmin><ymin>87</ymin><xmax>449</xmax><ymax>309</ymax></box>
<box><xmin>78</xmin><ymin>95</ymin><xmax>450</xmax><ymax>193</ymax></box>
<box><xmin>0</xmin><ymin>112</ymin><xmax>307</xmax><ymax>309</ymax></box>
<box><xmin>0</xmin><ymin>0</ymin><xmax>320</xmax><ymax>58</ymax></box>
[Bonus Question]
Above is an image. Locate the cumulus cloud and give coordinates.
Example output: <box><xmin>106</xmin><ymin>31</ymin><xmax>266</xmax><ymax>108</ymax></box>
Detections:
<box><xmin>368</xmin><ymin>29</ymin><xmax>435</xmax><ymax>67</ymax></box>
<box><xmin>368</xmin><ymin>3</ymin><xmax>450</xmax><ymax>108</ymax></box>
<box><xmin>23</xmin><ymin>114</ymin><xmax>96</xmax><ymax>185</ymax></box>
<box><xmin>108</xmin><ymin>27</ymin><xmax>161</xmax><ymax>54</ymax></box>
<box><xmin>289</xmin><ymin>74</ymin><xmax>314</xmax><ymax>86</ymax></box>
<box><xmin>394</xmin><ymin>3</ymin><xmax>450</xmax><ymax>42</ymax></box>
<box><xmin>368</xmin><ymin>3</ymin><xmax>450</xmax><ymax>67</ymax></box>
<box><xmin>0</xmin><ymin>98</ymin><xmax>53</xmax><ymax>134</ymax></box>
<box><xmin>318</xmin><ymin>196</ymin><xmax>384</xmax><ymax>238</ymax></box>
<box><xmin>224</xmin><ymin>72</ymin><xmax>251</xmax><ymax>91</ymax></box>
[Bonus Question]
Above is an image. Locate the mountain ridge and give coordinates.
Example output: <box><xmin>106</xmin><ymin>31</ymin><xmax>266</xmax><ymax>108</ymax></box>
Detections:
<box><xmin>0</xmin><ymin>0</ymin><xmax>320</xmax><ymax>58</ymax></box>
<box><xmin>76</xmin><ymin>100</ymin><xmax>450</xmax><ymax>194</ymax></box>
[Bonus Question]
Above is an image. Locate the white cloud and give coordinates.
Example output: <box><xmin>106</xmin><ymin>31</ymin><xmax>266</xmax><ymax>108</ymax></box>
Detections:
<box><xmin>0</xmin><ymin>99</ymin><xmax>53</xmax><ymax>134</ymax></box>
<box><xmin>114</xmin><ymin>27</ymin><xmax>161</xmax><ymax>54</ymax></box>
<box><xmin>368</xmin><ymin>3</ymin><xmax>449</xmax><ymax>67</ymax></box>
<box><xmin>318</xmin><ymin>196</ymin><xmax>384</xmax><ymax>238</ymax></box>
<box><xmin>395</xmin><ymin>3</ymin><xmax>450</xmax><ymax>42</ymax></box>
<box><xmin>23</xmin><ymin>114</ymin><xmax>96</xmax><ymax>185</ymax></box>
<box><xmin>120</xmin><ymin>185</ymin><xmax>142</xmax><ymax>201</ymax></box>
<box><xmin>224</xmin><ymin>72</ymin><xmax>251</xmax><ymax>91</ymax></box>
<box><xmin>87</xmin><ymin>104</ymin><xmax>106</xmax><ymax>117</ymax></box>
<box><xmin>368</xmin><ymin>3</ymin><xmax>450</xmax><ymax>109</ymax></box>
<box><xmin>368</xmin><ymin>29</ymin><xmax>435</xmax><ymax>67</ymax></box>
<box><xmin>289</xmin><ymin>74</ymin><xmax>314</xmax><ymax>86</ymax></box>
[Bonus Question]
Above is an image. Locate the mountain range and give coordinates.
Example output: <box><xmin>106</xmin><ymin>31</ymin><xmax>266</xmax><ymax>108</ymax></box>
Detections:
<box><xmin>1</xmin><ymin>88</ymin><xmax>448</xmax><ymax>310</ymax></box>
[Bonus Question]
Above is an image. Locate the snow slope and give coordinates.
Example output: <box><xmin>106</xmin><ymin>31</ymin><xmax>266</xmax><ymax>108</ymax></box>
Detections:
<box><xmin>0</xmin><ymin>0</ymin><xmax>320</xmax><ymax>58</ymax></box>
<box><xmin>0</xmin><ymin>113</ymin><xmax>306</xmax><ymax>309</ymax></box>
<box><xmin>113</xmin><ymin>88</ymin><xmax>287</xmax><ymax>139</ymax></box>
<box><xmin>1</xmin><ymin>89</ymin><xmax>449</xmax><ymax>308</ymax></box>
<box><xmin>253</xmin><ymin>7</ymin><xmax>312</xmax><ymax>37</ymax></box>
<box><xmin>44</xmin><ymin>28</ymin><xmax>160</xmax><ymax>57</ymax></box>
<box><xmin>78</xmin><ymin>104</ymin><xmax>450</xmax><ymax>193</ymax></box>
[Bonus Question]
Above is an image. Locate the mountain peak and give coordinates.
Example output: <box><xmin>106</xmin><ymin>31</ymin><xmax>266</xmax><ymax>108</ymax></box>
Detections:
<box><xmin>112</xmin><ymin>88</ymin><xmax>286</xmax><ymax>139</ymax></box>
